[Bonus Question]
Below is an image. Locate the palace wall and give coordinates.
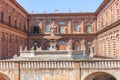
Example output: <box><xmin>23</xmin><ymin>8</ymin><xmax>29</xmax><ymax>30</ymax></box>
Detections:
<box><xmin>28</xmin><ymin>14</ymin><xmax>97</xmax><ymax>56</ymax></box>
<box><xmin>96</xmin><ymin>0</ymin><xmax>120</xmax><ymax>58</ymax></box>
<box><xmin>0</xmin><ymin>0</ymin><xmax>28</xmax><ymax>59</ymax></box>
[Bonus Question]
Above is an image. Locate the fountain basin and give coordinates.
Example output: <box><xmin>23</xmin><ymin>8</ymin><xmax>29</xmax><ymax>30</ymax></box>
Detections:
<box><xmin>43</xmin><ymin>36</ymin><xmax>62</xmax><ymax>40</ymax></box>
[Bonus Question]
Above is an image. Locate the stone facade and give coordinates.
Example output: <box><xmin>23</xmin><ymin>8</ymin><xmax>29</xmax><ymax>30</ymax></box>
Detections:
<box><xmin>0</xmin><ymin>0</ymin><xmax>120</xmax><ymax>80</ymax></box>
<box><xmin>0</xmin><ymin>60</ymin><xmax>120</xmax><ymax>80</ymax></box>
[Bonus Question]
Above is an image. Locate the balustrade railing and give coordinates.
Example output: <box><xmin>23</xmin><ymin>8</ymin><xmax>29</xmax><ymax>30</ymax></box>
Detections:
<box><xmin>79</xmin><ymin>60</ymin><xmax>120</xmax><ymax>69</ymax></box>
<box><xmin>0</xmin><ymin>60</ymin><xmax>120</xmax><ymax>69</ymax></box>
<box><xmin>0</xmin><ymin>61</ymin><xmax>14</xmax><ymax>69</ymax></box>
<box><xmin>19</xmin><ymin>61</ymin><xmax>74</xmax><ymax>69</ymax></box>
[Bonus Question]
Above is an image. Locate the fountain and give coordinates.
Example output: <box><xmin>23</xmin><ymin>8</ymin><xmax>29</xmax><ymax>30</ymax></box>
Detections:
<box><xmin>17</xmin><ymin>23</ymin><xmax>84</xmax><ymax>60</ymax></box>
<box><xmin>43</xmin><ymin>24</ymin><xmax>62</xmax><ymax>51</ymax></box>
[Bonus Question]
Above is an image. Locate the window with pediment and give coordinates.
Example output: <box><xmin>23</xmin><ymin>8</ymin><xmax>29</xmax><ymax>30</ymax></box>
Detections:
<box><xmin>58</xmin><ymin>21</ymin><xmax>66</xmax><ymax>34</ymax></box>
<box><xmin>86</xmin><ymin>22</ymin><xmax>92</xmax><ymax>33</ymax></box>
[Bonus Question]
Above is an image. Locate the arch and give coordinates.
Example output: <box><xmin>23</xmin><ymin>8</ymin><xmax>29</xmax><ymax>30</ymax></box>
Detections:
<box><xmin>58</xmin><ymin>40</ymin><xmax>66</xmax><ymax>50</ymax></box>
<box><xmin>32</xmin><ymin>23</ymin><xmax>40</xmax><ymax>34</ymax></box>
<box><xmin>73</xmin><ymin>41</ymin><xmax>81</xmax><ymax>50</ymax></box>
<box><xmin>84</xmin><ymin>72</ymin><xmax>116</xmax><ymax>80</ymax></box>
<box><xmin>0</xmin><ymin>72</ymin><xmax>10</xmax><ymax>80</ymax></box>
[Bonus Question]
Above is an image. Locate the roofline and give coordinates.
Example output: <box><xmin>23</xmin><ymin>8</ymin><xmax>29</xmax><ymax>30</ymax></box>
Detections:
<box><xmin>29</xmin><ymin>12</ymin><xmax>96</xmax><ymax>17</ymax></box>
<box><xmin>11</xmin><ymin>0</ymin><xmax>29</xmax><ymax>16</ymax></box>
<box><xmin>95</xmin><ymin>0</ymin><xmax>110</xmax><ymax>15</ymax></box>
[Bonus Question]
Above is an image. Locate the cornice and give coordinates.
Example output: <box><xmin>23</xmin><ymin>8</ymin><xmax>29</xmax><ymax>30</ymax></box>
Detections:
<box><xmin>95</xmin><ymin>0</ymin><xmax>111</xmax><ymax>15</ymax></box>
<box><xmin>97</xmin><ymin>19</ymin><xmax>120</xmax><ymax>35</ymax></box>
<box><xmin>29</xmin><ymin>12</ymin><xmax>96</xmax><ymax>17</ymax></box>
<box><xmin>0</xmin><ymin>23</ymin><xmax>28</xmax><ymax>38</ymax></box>
<box><xmin>10</xmin><ymin>0</ymin><xmax>29</xmax><ymax>16</ymax></box>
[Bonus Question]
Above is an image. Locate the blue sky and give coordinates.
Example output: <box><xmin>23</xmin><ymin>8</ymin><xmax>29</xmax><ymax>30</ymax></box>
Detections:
<box><xmin>16</xmin><ymin>0</ymin><xmax>103</xmax><ymax>13</ymax></box>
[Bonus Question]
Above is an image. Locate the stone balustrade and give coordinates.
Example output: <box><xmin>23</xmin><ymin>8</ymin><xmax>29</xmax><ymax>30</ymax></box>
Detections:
<box><xmin>0</xmin><ymin>61</ymin><xmax>14</xmax><ymax>69</ymax></box>
<box><xmin>0</xmin><ymin>60</ymin><xmax>120</xmax><ymax>69</ymax></box>
<box><xmin>19</xmin><ymin>61</ymin><xmax>74</xmax><ymax>69</ymax></box>
<box><xmin>79</xmin><ymin>60</ymin><xmax>120</xmax><ymax>69</ymax></box>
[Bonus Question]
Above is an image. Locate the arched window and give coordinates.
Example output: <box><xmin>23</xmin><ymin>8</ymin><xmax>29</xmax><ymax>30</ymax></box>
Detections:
<box><xmin>74</xmin><ymin>45</ymin><xmax>79</xmax><ymax>50</ymax></box>
<box><xmin>34</xmin><ymin>41</ymin><xmax>39</xmax><ymax>50</ymax></box>
<box><xmin>59</xmin><ymin>40</ymin><xmax>66</xmax><ymax>50</ymax></box>
<box><xmin>33</xmin><ymin>23</ymin><xmax>40</xmax><ymax>34</ymax></box>
<box><xmin>73</xmin><ymin>41</ymin><xmax>80</xmax><ymax>50</ymax></box>
<box><xmin>86</xmin><ymin>22</ymin><xmax>92</xmax><ymax>33</ymax></box>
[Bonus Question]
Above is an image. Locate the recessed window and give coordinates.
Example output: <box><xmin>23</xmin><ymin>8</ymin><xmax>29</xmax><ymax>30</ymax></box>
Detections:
<box><xmin>86</xmin><ymin>22</ymin><xmax>92</xmax><ymax>33</ymax></box>
<box><xmin>0</xmin><ymin>12</ymin><xmax>3</xmax><ymax>22</ymax></box>
<box><xmin>74</xmin><ymin>25</ymin><xmax>80</xmax><ymax>32</ymax></box>
<box><xmin>8</xmin><ymin>15</ymin><xmax>11</xmax><ymax>26</ymax></box>
<box><xmin>14</xmin><ymin>19</ymin><xmax>17</xmax><ymax>27</ymax></box>
<box><xmin>33</xmin><ymin>23</ymin><xmax>39</xmax><ymax>34</ymax></box>
<box><xmin>60</xmin><ymin>26</ymin><xmax>65</xmax><ymax>33</ymax></box>
<box><xmin>45</xmin><ymin>25</ymin><xmax>50</xmax><ymax>32</ymax></box>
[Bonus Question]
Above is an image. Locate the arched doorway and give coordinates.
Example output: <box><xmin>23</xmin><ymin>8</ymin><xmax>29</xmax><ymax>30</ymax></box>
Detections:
<box><xmin>84</xmin><ymin>72</ymin><xmax>116</xmax><ymax>80</ymax></box>
<box><xmin>0</xmin><ymin>72</ymin><xmax>10</xmax><ymax>80</ymax></box>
